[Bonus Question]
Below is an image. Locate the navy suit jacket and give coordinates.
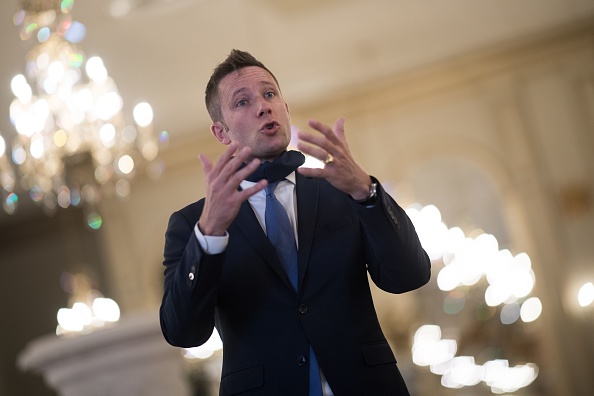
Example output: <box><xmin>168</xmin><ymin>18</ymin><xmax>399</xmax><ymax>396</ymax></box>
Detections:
<box><xmin>160</xmin><ymin>174</ymin><xmax>431</xmax><ymax>395</ymax></box>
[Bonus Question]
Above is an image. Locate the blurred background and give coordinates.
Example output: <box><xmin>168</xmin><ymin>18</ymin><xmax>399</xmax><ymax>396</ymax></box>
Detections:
<box><xmin>1</xmin><ymin>0</ymin><xmax>593</xmax><ymax>395</ymax></box>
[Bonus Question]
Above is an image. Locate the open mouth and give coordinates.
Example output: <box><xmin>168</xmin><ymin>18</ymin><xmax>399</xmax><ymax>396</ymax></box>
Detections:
<box><xmin>263</xmin><ymin>122</ymin><xmax>278</xmax><ymax>131</ymax></box>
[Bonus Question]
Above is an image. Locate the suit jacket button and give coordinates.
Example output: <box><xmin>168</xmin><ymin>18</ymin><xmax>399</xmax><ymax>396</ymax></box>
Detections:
<box><xmin>187</xmin><ymin>265</ymin><xmax>196</xmax><ymax>286</ymax></box>
<box><xmin>298</xmin><ymin>304</ymin><xmax>308</xmax><ymax>314</ymax></box>
<box><xmin>297</xmin><ymin>355</ymin><xmax>307</xmax><ymax>366</ymax></box>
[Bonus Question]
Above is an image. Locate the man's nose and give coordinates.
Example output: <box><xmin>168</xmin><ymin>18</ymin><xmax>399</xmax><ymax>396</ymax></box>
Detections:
<box><xmin>256</xmin><ymin>99</ymin><xmax>272</xmax><ymax>117</ymax></box>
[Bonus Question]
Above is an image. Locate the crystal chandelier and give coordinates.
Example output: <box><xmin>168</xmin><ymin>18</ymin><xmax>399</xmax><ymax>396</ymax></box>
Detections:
<box><xmin>0</xmin><ymin>0</ymin><xmax>165</xmax><ymax>222</ymax></box>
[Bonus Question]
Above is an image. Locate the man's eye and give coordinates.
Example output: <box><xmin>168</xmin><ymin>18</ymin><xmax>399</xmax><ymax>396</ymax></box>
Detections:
<box><xmin>264</xmin><ymin>92</ymin><xmax>275</xmax><ymax>99</ymax></box>
<box><xmin>236</xmin><ymin>99</ymin><xmax>247</xmax><ymax>107</ymax></box>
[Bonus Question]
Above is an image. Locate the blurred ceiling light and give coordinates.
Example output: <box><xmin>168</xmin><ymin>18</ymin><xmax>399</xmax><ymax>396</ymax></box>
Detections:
<box><xmin>412</xmin><ymin>324</ymin><xmax>539</xmax><ymax>393</ymax></box>
<box><xmin>1</xmin><ymin>0</ymin><xmax>166</xmax><ymax>219</ymax></box>
<box><xmin>56</xmin><ymin>271</ymin><xmax>121</xmax><ymax>338</ymax></box>
<box><xmin>408</xmin><ymin>203</ymin><xmax>541</xmax><ymax>392</ymax></box>
<box><xmin>406</xmin><ymin>203</ymin><xmax>538</xmax><ymax>309</ymax></box>
<box><xmin>56</xmin><ymin>296</ymin><xmax>121</xmax><ymax>336</ymax></box>
<box><xmin>412</xmin><ymin>325</ymin><xmax>457</xmax><ymax>368</ymax></box>
<box><xmin>578</xmin><ymin>282</ymin><xmax>594</xmax><ymax>307</ymax></box>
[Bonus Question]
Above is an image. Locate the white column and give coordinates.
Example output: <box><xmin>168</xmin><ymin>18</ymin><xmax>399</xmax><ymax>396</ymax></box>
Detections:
<box><xmin>18</xmin><ymin>310</ymin><xmax>190</xmax><ymax>396</ymax></box>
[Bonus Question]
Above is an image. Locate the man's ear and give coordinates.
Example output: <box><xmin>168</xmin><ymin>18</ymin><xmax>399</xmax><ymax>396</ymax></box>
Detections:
<box><xmin>211</xmin><ymin>122</ymin><xmax>231</xmax><ymax>145</ymax></box>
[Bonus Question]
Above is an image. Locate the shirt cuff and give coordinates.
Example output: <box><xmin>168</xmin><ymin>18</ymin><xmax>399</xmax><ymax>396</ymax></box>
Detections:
<box><xmin>194</xmin><ymin>223</ymin><xmax>229</xmax><ymax>255</ymax></box>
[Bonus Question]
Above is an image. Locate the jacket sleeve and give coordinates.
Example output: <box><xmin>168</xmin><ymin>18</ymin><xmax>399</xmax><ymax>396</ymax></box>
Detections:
<box><xmin>159</xmin><ymin>207</ymin><xmax>225</xmax><ymax>347</ymax></box>
<box><xmin>352</xmin><ymin>177</ymin><xmax>431</xmax><ymax>293</ymax></box>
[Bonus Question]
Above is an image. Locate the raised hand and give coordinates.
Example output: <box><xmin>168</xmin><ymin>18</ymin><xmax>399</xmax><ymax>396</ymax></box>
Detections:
<box><xmin>296</xmin><ymin>117</ymin><xmax>371</xmax><ymax>200</ymax></box>
<box><xmin>198</xmin><ymin>142</ymin><xmax>268</xmax><ymax>236</ymax></box>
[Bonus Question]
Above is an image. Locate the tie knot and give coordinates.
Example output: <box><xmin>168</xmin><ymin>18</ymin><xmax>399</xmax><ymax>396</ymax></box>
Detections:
<box><xmin>265</xmin><ymin>180</ymin><xmax>281</xmax><ymax>197</ymax></box>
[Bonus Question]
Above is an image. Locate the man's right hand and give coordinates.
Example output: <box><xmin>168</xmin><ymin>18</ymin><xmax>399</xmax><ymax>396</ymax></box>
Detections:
<box><xmin>198</xmin><ymin>142</ymin><xmax>268</xmax><ymax>236</ymax></box>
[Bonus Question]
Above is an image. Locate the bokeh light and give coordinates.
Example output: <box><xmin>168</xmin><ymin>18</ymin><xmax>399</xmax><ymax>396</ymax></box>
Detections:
<box><xmin>92</xmin><ymin>298</ymin><xmax>120</xmax><ymax>322</ymax></box>
<box><xmin>406</xmin><ymin>203</ymin><xmax>538</xmax><ymax>308</ymax></box>
<box><xmin>520</xmin><ymin>297</ymin><xmax>542</xmax><ymax>322</ymax></box>
<box><xmin>87</xmin><ymin>212</ymin><xmax>102</xmax><ymax>230</ymax></box>
<box><xmin>115</xmin><ymin>179</ymin><xmax>130</xmax><ymax>197</ymax></box>
<box><xmin>133</xmin><ymin>102</ymin><xmax>153</xmax><ymax>127</ymax></box>
<box><xmin>85</xmin><ymin>56</ymin><xmax>107</xmax><ymax>83</ymax></box>
<box><xmin>56</xmin><ymin>294</ymin><xmax>121</xmax><ymax>336</ymax></box>
<box><xmin>4</xmin><ymin>193</ymin><xmax>19</xmax><ymax>214</ymax></box>
<box><xmin>412</xmin><ymin>325</ymin><xmax>457</xmax><ymax>368</ymax></box>
<box><xmin>64</xmin><ymin>20</ymin><xmax>86</xmax><ymax>43</ymax></box>
<box><xmin>159</xmin><ymin>130</ymin><xmax>170</xmax><ymax>145</ymax></box>
<box><xmin>578</xmin><ymin>282</ymin><xmax>594</xmax><ymax>307</ymax></box>
<box><xmin>500</xmin><ymin>302</ymin><xmax>520</xmax><ymax>325</ymax></box>
<box><xmin>184</xmin><ymin>328</ymin><xmax>223</xmax><ymax>360</ymax></box>
<box><xmin>117</xmin><ymin>154</ymin><xmax>134</xmax><ymax>175</ymax></box>
<box><xmin>408</xmin><ymin>203</ymin><xmax>540</xmax><ymax>393</ymax></box>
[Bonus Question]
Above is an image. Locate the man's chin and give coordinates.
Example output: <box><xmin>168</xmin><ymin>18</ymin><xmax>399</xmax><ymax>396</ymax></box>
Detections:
<box><xmin>254</xmin><ymin>139</ymin><xmax>290</xmax><ymax>161</ymax></box>
<box><xmin>254</xmin><ymin>147</ymin><xmax>287</xmax><ymax>162</ymax></box>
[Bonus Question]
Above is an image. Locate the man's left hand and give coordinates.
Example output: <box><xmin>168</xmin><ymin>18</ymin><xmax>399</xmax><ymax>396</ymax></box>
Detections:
<box><xmin>297</xmin><ymin>117</ymin><xmax>371</xmax><ymax>200</ymax></box>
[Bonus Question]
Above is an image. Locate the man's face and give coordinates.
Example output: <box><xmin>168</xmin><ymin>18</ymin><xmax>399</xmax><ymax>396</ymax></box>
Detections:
<box><xmin>211</xmin><ymin>66</ymin><xmax>292</xmax><ymax>161</ymax></box>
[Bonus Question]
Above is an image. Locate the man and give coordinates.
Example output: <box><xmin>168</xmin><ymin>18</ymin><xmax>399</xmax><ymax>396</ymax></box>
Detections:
<box><xmin>160</xmin><ymin>49</ymin><xmax>431</xmax><ymax>395</ymax></box>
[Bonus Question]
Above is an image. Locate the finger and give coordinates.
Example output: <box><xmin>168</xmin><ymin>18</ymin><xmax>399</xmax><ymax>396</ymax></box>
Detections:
<box><xmin>228</xmin><ymin>146</ymin><xmax>252</xmax><ymax>170</ymax></box>
<box><xmin>333</xmin><ymin>117</ymin><xmax>346</xmax><ymax>140</ymax></box>
<box><xmin>199</xmin><ymin>154</ymin><xmax>213</xmax><ymax>175</ymax></box>
<box><xmin>238</xmin><ymin>179</ymin><xmax>268</xmax><ymax>199</ymax></box>
<box><xmin>296</xmin><ymin>139</ymin><xmax>328</xmax><ymax>163</ymax></box>
<box><xmin>297</xmin><ymin>130</ymin><xmax>334</xmax><ymax>154</ymax></box>
<box><xmin>297</xmin><ymin>166</ymin><xmax>325</xmax><ymax>178</ymax></box>
<box><xmin>308</xmin><ymin>119</ymin><xmax>342</xmax><ymax>144</ymax></box>
<box><xmin>223</xmin><ymin>141</ymin><xmax>241</xmax><ymax>161</ymax></box>
<box><xmin>211</xmin><ymin>142</ymin><xmax>240</xmax><ymax>175</ymax></box>
<box><xmin>232</xmin><ymin>157</ymin><xmax>262</xmax><ymax>183</ymax></box>
<box><xmin>233</xmin><ymin>145</ymin><xmax>253</xmax><ymax>163</ymax></box>
<box><xmin>307</xmin><ymin>119</ymin><xmax>332</xmax><ymax>135</ymax></box>
<box><xmin>332</xmin><ymin>117</ymin><xmax>352</xmax><ymax>155</ymax></box>
<box><xmin>220</xmin><ymin>145</ymin><xmax>252</xmax><ymax>178</ymax></box>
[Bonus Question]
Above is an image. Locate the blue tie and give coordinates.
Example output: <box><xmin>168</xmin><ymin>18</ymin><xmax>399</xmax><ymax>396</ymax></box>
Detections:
<box><xmin>265</xmin><ymin>181</ymin><xmax>323</xmax><ymax>396</ymax></box>
<box><xmin>265</xmin><ymin>181</ymin><xmax>298</xmax><ymax>291</ymax></box>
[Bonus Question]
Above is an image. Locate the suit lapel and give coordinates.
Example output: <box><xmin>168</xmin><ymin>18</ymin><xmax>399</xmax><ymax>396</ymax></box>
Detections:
<box><xmin>233</xmin><ymin>199</ymin><xmax>297</xmax><ymax>293</ymax></box>
<box><xmin>295</xmin><ymin>174</ymin><xmax>320</xmax><ymax>290</ymax></box>
<box><xmin>233</xmin><ymin>175</ymin><xmax>320</xmax><ymax>293</ymax></box>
